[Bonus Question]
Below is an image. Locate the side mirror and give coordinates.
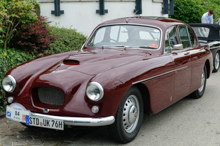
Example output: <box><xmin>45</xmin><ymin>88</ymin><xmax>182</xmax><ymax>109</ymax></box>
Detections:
<box><xmin>173</xmin><ymin>44</ymin><xmax>183</xmax><ymax>50</ymax></box>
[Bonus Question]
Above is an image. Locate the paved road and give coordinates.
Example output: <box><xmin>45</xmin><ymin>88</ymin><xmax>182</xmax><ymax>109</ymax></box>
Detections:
<box><xmin>1</xmin><ymin>71</ymin><xmax>220</xmax><ymax>146</ymax></box>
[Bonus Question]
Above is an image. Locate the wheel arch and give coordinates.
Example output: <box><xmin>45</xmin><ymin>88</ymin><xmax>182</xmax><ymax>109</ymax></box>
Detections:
<box><xmin>205</xmin><ymin>59</ymin><xmax>211</xmax><ymax>79</ymax></box>
<box><xmin>132</xmin><ymin>83</ymin><xmax>151</xmax><ymax>114</ymax></box>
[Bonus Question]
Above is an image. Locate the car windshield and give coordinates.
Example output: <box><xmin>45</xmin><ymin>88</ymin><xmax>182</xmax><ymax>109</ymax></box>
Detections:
<box><xmin>87</xmin><ymin>25</ymin><xmax>161</xmax><ymax>49</ymax></box>
<box><xmin>192</xmin><ymin>27</ymin><xmax>210</xmax><ymax>38</ymax></box>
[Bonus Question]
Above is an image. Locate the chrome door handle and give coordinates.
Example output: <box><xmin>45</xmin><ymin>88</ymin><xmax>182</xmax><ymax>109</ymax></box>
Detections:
<box><xmin>184</xmin><ymin>52</ymin><xmax>190</xmax><ymax>55</ymax></box>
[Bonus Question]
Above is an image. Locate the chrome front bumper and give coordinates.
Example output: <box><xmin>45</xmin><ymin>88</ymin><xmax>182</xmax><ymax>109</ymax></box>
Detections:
<box><xmin>25</xmin><ymin>112</ymin><xmax>115</xmax><ymax>126</ymax></box>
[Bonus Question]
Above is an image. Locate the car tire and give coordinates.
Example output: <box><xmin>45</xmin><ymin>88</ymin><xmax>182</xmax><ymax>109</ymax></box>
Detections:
<box><xmin>213</xmin><ymin>51</ymin><xmax>220</xmax><ymax>73</ymax></box>
<box><xmin>109</xmin><ymin>87</ymin><xmax>144</xmax><ymax>143</ymax></box>
<box><xmin>191</xmin><ymin>65</ymin><xmax>207</xmax><ymax>99</ymax></box>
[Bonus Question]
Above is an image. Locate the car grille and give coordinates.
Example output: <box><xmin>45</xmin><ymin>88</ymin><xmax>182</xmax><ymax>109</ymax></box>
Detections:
<box><xmin>37</xmin><ymin>87</ymin><xmax>65</xmax><ymax>106</ymax></box>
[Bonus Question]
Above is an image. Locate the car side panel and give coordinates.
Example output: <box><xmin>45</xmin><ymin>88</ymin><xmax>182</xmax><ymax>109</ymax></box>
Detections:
<box><xmin>190</xmin><ymin>46</ymin><xmax>212</xmax><ymax>93</ymax></box>
<box><xmin>93</xmin><ymin>54</ymin><xmax>175</xmax><ymax>115</ymax></box>
<box><xmin>170</xmin><ymin>50</ymin><xmax>191</xmax><ymax>102</ymax></box>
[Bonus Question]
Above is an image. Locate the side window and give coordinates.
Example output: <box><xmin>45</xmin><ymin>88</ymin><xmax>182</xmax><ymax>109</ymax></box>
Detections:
<box><xmin>178</xmin><ymin>25</ymin><xmax>191</xmax><ymax>49</ymax></box>
<box><xmin>164</xmin><ymin>26</ymin><xmax>179</xmax><ymax>52</ymax></box>
<box><xmin>187</xmin><ymin>27</ymin><xmax>197</xmax><ymax>47</ymax></box>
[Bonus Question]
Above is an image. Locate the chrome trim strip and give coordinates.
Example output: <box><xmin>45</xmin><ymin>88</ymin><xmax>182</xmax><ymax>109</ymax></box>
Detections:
<box><xmin>23</xmin><ymin>112</ymin><xmax>115</xmax><ymax>126</ymax></box>
<box><xmin>210</xmin><ymin>46</ymin><xmax>220</xmax><ymax>50</ymax></box>
<box><xmin>208</xmin><ymin>41</ymin><xmax>220</xmax><ymax>46</ymax></box>
<box><xmin>85</xmin><ymin>23</ymin><xmax>163</xmax><ymax>51</ymax></box>
<box><xmin>132</xmin><ymin>66</ymin><xmax>187</xmax><ymax>84</ymax></box>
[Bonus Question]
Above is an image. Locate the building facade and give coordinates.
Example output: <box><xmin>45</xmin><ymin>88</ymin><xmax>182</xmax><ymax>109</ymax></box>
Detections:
<box><xmin>39</xmin><ymin>0</ymin><xmax>168</xmax><ymax>36</ymax></box>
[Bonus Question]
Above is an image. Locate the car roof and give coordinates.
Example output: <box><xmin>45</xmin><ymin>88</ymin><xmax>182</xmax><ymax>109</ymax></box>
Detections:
<box><xmin>98</xmin><ymin>16</ymin><xmax>185</xmax><ymax>30</ymax></box>
<box><xmin>189</xmin><ymin>23</ymin><xmax>220</xmax><ymax>41</ymax></box>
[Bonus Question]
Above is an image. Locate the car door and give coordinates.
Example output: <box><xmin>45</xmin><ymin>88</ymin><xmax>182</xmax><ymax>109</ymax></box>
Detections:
<box><xmin>187</xmin><ymin>26</ymin><xmax>208</xmax><ymax>93</ymax></box>
<box><xmin>162</xmin><ymin>26</ymin><xmax>179</xmax><ymax>104</ymax></box>
<box><xmin>171</xmin><ymin>25</ymin><xmax>192</xmax><ymax>102</ymax></box>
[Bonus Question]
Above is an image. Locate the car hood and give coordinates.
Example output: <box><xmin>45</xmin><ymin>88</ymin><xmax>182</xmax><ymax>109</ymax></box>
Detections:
<box><xmin>48</xmin><ymin>48</ymin><xmax>152</xmax><ymax>76</ymax></box>
<box><xmin>8</xmin><ymin>48</ymin><xmax>156</xmax><ymax>94</ymax></box>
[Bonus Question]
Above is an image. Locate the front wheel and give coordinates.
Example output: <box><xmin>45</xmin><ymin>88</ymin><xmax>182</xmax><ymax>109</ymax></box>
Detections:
<box><xmin>191</xmin><ymin>65</ymin><xmax>207</xmax><ymax>99</ymax></box>
<box><xmin>213</xmin><ymin>51</ymin><xmax>220</xmax><ymax>73</ymax></box>
<box><xmin>109</xmin><ymin>87</ymin><xmax>144</xmax><ymax>143</ymax></box>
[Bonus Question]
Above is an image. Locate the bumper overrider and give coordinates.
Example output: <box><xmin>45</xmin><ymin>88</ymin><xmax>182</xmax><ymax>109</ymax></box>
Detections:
<box><xmin>28</xmin><ymin>112</ymin><xmax>115</xmax><ymax>126</ymax></box>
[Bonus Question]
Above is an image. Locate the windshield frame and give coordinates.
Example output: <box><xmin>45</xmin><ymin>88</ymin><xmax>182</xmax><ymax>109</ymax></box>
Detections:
<box><xmin>85</xmin><ymin>23</ymin><xmax>163</xmax><ymax>51</ymax></box>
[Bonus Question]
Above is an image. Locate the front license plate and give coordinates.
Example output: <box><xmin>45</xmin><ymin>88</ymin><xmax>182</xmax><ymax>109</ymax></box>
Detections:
<box><xmin>26</xmin><ymin>116</ymin><xmax>64</xmax><ymax>130</ymax></box>
<box><xmin>6</xmin><ymin>103</ymin><xmax>30</xmax><ymax>122</ymax></box>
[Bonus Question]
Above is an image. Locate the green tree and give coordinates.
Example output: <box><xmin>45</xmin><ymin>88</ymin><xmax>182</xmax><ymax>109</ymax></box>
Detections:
<box><xmin>169</xmin><ymin>0</ymin><xmax>204</xmax><ymax>23</ymax></box>
<box><xmin>0</xmin><ymin>0</ymin><xmax>37</xmax><ymax>49</ymax></box>
<box><xmin>201</xmin><ymin>0</ymin><xmax>220</xmax><ymax>21</ymax></box>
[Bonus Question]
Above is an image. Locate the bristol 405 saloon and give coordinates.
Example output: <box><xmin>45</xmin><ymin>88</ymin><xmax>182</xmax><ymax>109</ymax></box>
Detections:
<box><xmin>3</xmin><ymin>17</ymin><xmax>212</xmax><ymax>143</ymax></box>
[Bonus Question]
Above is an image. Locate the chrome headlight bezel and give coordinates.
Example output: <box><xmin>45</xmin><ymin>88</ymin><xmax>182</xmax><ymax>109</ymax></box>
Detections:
<box><xmin>2</xmin><ymin>75</ymin><xmax>16</xmax><ymax>93</ymax></box>
<box><xmin>86</xmin><ymin>82</ymin><xmax>104</xmax><ymax>102</ymax></box>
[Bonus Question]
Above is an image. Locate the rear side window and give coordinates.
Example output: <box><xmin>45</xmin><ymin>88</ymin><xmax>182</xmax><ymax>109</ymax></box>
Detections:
<box><xmin>187</xmin><ymin>27</ymin><xmax>197</xmax><ymax>47</ymax></box>
<box><xmin>178</xmin><ymin>25</ymin><xmax>191</xmax><ymax>49</ymax></box>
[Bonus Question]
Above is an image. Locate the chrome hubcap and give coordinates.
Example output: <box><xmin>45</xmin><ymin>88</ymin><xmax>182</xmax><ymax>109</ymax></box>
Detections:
<box><xmin>198</xmin><ymin>70</ymin><xmax>205</xmax><ymax>92</ymax></box>
<box><xmin>215</xmin><ymin>53</ymin><xmax>220</xmax><ymax>70</ymax></box>
<box><xmin>123</xmin><ymin>95</ymin><xmax>140</xmax><ymax>133</ymax></box>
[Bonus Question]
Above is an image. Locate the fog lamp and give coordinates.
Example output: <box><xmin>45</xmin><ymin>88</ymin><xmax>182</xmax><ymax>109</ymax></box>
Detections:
<box><xmin>8</xmin><ymin>97</ymin><xmax>14</xmax><ymax>103</ymax></box>
<box><xmin>92</xmin><ymin>106</ymin><xmax>99</xmax><ymax>114</ymax></box>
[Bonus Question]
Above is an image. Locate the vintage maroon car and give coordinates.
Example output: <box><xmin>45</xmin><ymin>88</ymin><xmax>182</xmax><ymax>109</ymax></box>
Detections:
<box><xmin>3</xmin><ymin>17</ymin><xmax>212</xmax><ymax>143</ymax></box>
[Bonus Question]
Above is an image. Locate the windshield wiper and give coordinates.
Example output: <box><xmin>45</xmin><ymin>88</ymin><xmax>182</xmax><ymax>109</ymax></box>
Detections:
<box><xmin>114</xmin><ymin>45</ymin><xmax>126</xmax><ymax>47</ymax></box>
<box><xmin>102</xmin><ymin>45</ymin><xmax>125</xmax><ymax>48</ymax></box>
<box><xmin>114</xmin><ymin>45</ymin><xmax>131</xmax><ymax>48</ymax></box>
<box><xmin>139</xmin><ymin>46</ymin><xmax>157</xmax><ymax>49</ymax></box>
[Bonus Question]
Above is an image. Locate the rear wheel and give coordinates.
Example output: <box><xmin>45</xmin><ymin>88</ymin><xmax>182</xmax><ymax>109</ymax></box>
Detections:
<box><xmin>109</xmin><ymin>87</ymin><xmax>144</xmax><ymax>143</ymax></box>
<box><xmin>191</xmin><ymin>65</ymin><xmax>207</xmax><ymax>99</ymax></box>
<box><xmin>213</xmin><ymin>51</ymin><xmax>220</xmax><ymax>72</ymax></box>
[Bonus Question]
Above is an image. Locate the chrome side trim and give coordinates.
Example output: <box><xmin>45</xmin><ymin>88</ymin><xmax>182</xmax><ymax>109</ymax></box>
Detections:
<box><xmin>132</xmin><ymin>66</ymin><xmax>187</xmax><ymax>84</ymax></box>
<box><xmin>210</xmin><ymin>46</ymin><xmax>220</xmax><ymax>50</ymax></box>
<box><xmin>27</xmin><ymin>112</ymin><xmax>115</xmax><ymax>126</ymax></box>
<box><xmin>208</xmin><ymin>41</ymin><xmax>220</xmax><ymax>46</ymax></box>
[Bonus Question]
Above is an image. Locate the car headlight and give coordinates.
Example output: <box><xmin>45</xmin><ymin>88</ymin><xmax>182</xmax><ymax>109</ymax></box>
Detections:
<box><xmin>86</xmin><ymin>82</ymin><xmax>104</xmax><ymax>101</ymax></box>
<box><xmin>2</xmin><ymin>75</ymin><xmax>16</xmax><ymax>93</ymax></box>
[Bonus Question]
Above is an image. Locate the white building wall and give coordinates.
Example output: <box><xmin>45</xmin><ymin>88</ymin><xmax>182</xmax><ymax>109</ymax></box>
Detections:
<box><xmin>40</xmin><ymin>0</ymin><xmax>167</xmax><ymax>36</ymax></box>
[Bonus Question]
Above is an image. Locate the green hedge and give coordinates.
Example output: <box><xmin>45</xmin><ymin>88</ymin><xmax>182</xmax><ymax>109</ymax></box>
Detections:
<box><xmin>47</xmin><ymin>26</ymin><xmax>87</xmax><ymax>55</ymax></box>
<box><xmin>201</xmin><ymin>0</ymin><xmax>220</xmax><ymax>21</ymax></box>
<box><xmin>169</xmin><ymin>0</ymin><xmax>204</xmax><ymax>23</ymax></box>
<box><xmin>170</xmin><ymin>0</ymin><xmax>220</xmax><ymax>23</ymax></box>
<box><xmin>0</xmin><ymin>48</ymin><xmax>36</xmax><ymax>111</ymax></box>
<box><xmin>0</xmin><ymin>26</ymin><xmax>87</xmax><ymax>111</ymax></box>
